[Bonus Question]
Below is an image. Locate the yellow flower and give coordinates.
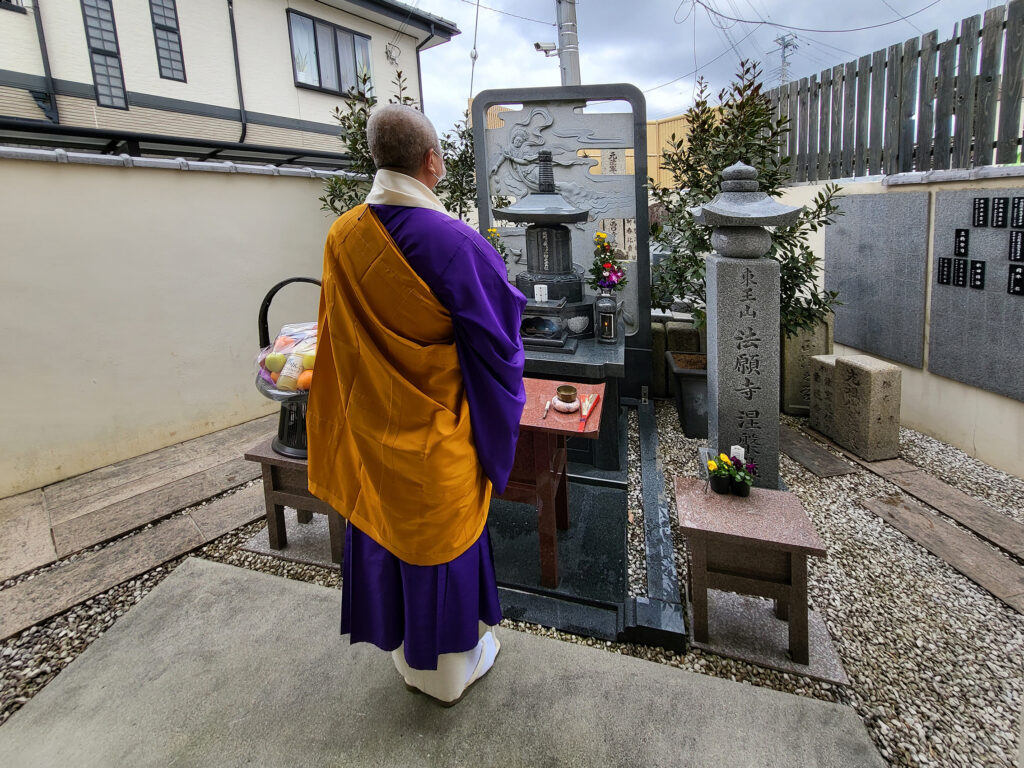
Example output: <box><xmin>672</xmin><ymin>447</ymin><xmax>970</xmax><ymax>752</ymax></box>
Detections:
<box><xmin>707</xmin><ymin>460</ymin><xmax>718</xmax><ymax>472</ymax></box>
<box><xmin>595</xmin><ymin>231</ymin><xmax>607</xmax><ymax>240</ymax></box>
<box><xmin>719</xmin><ymin>453</ymin><xmax>730</xmax><ymax>463</ymax></box>
<box><xmin>487</xmin><ymin>228</ymin><xmax>497</xmax><ymax>234</ymax></box>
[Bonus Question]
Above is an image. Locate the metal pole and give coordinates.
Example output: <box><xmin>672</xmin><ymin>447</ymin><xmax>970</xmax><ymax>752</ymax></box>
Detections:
<box><xmin>555</xmin><ymin>0</ymin><xmax>581</xmax><ymax>86</ymax></box>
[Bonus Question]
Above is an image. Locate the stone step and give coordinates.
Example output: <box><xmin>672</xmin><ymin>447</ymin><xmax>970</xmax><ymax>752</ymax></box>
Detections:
<box><xmin>863</xmin><ymin>495</ymin><xmax>1024</xmax><ymax>614</ymax></box>
<box><xmin>779</xmin><ymin>425</ymin><xmax>857</xmax><ymax>478</ymax></box>
<box><xmin>0</xmin><ymin>485</ymin><xmax>264</xmax><ymax>642</ymax></box>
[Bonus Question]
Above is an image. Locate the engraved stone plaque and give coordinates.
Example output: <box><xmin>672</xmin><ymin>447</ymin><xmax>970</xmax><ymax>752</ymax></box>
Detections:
<box><xmin>969</xmin><ymin>260</ymin><xmax>985</xmax><ymax>290</ymax></box>
<box><xmin>1010</xmin><ymin>231</ymin><xmax>1023</xmax><ymax>262</ymax></box>
<box><xmin>992</xmin><ymin>197</ymin><xmax>1009</xmax><ymax>228</ymax></box>
<box><xmin>1003</xmin><ymin>230</ymin><xmax>1019</xmax><ymax>264</ymax></box>
<box><xmin>1011</xmin><ymin>197</ymin><xmax>1024</xmax><ymax>229</ymax></box>
<box><xmin>954</xmin><ymin>229</ymin><xmax>969</xmax><ymax>256</ymax></box>
<box><xmin>952</xmin><ymin>258</ymin><xmax>968</xmax><ymax>287</ymax></box>
<box><xmin>1010</xmin><ymin>265</ymin><xmax>1024</xmax><ymax>296</ymax></box>
<box><xmin>973</xmin><ymin>197</ymin><xmax>990</xmax><ymax>227</ymax></box>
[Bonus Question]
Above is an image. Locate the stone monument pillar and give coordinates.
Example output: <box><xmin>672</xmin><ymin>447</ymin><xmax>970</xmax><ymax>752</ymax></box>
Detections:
<box><xmin>691</xmin><ymin>163</ymin><xmax>802</xmax><ymax>489</ymax></box>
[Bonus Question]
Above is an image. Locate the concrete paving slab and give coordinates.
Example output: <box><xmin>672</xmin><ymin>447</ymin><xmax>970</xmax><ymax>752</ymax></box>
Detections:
<box><xmin>0</xmin><ymin>557</ymin><xmax>884</xmax><ymax>768</ymax></box>
<box><xmin>242</xmin><ymin>507</ymin><xmax>337</xmax><ymax>568</ymax></box>
<box><xmin>688</xmin><ymin>590</ymin><xmax>849</xmax><ymax>686</ymax></box>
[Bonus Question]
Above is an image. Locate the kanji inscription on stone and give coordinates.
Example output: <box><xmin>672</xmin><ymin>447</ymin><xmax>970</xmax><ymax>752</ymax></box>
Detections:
<box><xmin>937</xmin><ymin>257</ymin><xmax>952</xmax><ymax>284</ymax></box>
<box><xmin>1012</xmin><ymin>197</ymin><xmax>1024</xmax><ymax>229</ymax></box>
<box><xmin>1010</xmin><ymin>265</ymin><xmax>1024</xmax><ymax>296</ymax></box>
<box><xmin>973</xmin><ymin>197</ymin><xmax>990</xmax><ymax>227</ymax></box>
<box><xmin>952</xmin><ymin>258</ymin><xmax>968</xmax><ymax>287</ymax></box>
<box><xmin>991</xmin><ymin>198</ymin><xmax>1009</xmax><ymax>228</ymax></box>
<box><xmin>969</xmin><ymin>260</ymin><xmax>985</xmax><ymax>290</ymax></box>
<box><xmin>954</xmin><ymin>229</ymin><xmax>969</xmax><ymax>256</ymax></box>
<box><xmin>1010</xmin><ymin>231</ymin><xmax>1023</xmax><ymax>263</ymax></box>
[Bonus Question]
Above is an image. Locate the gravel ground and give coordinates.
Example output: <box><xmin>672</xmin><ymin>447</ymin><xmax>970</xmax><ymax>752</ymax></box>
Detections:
<box><xmin>626</xmin><ymin>408</ymin><xmax>648</xmax><ymax>596</ymax></box>
<box><xmin>3</xmin><ymin>406</ymin><xmax>1023</xmax><ymax>768</ymax></box>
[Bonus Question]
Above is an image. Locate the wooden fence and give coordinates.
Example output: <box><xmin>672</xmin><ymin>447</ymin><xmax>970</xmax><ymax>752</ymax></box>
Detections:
<box><xmin>765</xmin><ymin>0</ymin><xmax>1024</xmax><ymax>182</ymax></box>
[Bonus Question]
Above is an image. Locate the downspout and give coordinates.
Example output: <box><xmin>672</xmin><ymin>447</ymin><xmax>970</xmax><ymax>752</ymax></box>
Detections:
<box><xmin>415</xmin><ymin>23</ymin><xmax>435</xmax><ymax>112</ymax></box>
<box><xmin>227</xmin><ymin>0</ymin><xmax>247</xmax><ymax>143</ymax></box>
<box><xmin>30</xmin><ymin>0</ymin><xmax>60</xmax><ymax>123</ymax></box>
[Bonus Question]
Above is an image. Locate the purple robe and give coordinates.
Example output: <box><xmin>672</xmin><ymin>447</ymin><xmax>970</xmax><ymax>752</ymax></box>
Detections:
<box><xmin>370</xmin><ymin>205</ymin><xmax>527</xmax><ymax>493</ymax></box>
<box><xmin>340</xmin><ymin>204</ymin><xmax>525</xmax><ymax>670</ymax></box>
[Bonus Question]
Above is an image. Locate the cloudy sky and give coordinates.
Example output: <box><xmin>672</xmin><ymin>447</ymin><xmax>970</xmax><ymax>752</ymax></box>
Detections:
<box><xmin>413</xmin><ymin>0</ymin><xmax>999</xmax><ymax>132</ymax></box>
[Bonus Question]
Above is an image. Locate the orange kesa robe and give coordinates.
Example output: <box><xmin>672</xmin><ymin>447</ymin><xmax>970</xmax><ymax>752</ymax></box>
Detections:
<box><xmin>306</xmin><ymin>205</ymin><xmax>492</xmax><ymax>566</ymax></box>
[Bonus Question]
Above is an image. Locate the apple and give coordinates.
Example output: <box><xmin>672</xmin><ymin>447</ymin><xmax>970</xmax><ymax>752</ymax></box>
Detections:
<box><xmin>301</xmin><ymin>353</ymin><xmax>316</xmax><ymax>369</ymax></box>
<box><xmin>264</xmin><ymin>352</ymin><xmax>287</xmax><ymax>373</ymax></box>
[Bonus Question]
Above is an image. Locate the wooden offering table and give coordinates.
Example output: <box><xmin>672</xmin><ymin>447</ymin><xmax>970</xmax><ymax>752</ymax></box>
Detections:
<box><xmin>673</xmin><ymin>477</ymin><xmax>826</xmax><ymax>665</ymax></box>
<box><xmin>244</xmin><ymin>437</ymin><xmax>345</xmax><ymax>565</ymax></box>
<box><xmin>497</xmin><ymin>378</ymin><xmax>604</xmax><ymax>589</ymax></box>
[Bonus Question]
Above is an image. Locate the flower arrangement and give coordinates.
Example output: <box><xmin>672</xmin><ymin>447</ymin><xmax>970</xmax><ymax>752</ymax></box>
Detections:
<box><xmin>706</xmin><ymin>453</ymin><xmax>758</xmax><ymax>496</ymax></box>
<box><xmin>706</xmin><ymin>455</ymin><xmax>733</xmax><ymax>480</ymax></box>
<box><xmin>587</xmin><ymin>231</ymin><xmax>628</xmax><ymax>293</ymax></box>
<box><xmin>485</xmin><ymin>227</ymin><xmax>510</xmax><ymax>266</ymax></box>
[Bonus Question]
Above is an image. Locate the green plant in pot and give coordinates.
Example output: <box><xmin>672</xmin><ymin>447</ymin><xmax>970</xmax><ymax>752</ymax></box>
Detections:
<box><xmin>728</xmin><ymin>456</ymin><xmax>757</xmax><ymax>498</ymax></box>
<box><xmin>706</xmin><ymin>455</ymin><xmax>733</xmax><ymax>495</ymax></box>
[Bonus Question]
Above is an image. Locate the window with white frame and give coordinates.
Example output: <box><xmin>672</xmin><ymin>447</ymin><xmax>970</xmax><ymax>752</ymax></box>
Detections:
<box><xmin>80</xmin><ymin>0</ymin><xmax>127</xmax><ymax>109</ymax></box>
<box><xmin>149</xmin><ymin>0</ymin><xmax>186</xmax><ymax>82</ymax></box>
<box><xmin>287</xmin><ymin>10</ymin><xmax>372</xmax><ymax>96</ymax></box>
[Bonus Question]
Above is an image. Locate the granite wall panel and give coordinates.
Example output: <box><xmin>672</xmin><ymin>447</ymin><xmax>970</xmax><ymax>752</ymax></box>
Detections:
<box><xmin>824</xmin><ymin>193</ymin><xmax>930</xmax><ymax>368</ymax></box>
<box><xmin>929</xmin><ymin>189</ymin><xmax>1024</xmax><ymax>402</ymax></box>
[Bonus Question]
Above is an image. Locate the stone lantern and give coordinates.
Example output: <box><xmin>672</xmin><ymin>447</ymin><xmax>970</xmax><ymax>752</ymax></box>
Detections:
<box><xmin>494</xmin><ymin>151</ymin><xmax>593</xmax><ymax>353</ymax></box>
<box><xmin>689</xmin><ymin>162</ymin><xmax>802</xmax><ymax>489</ymax></box>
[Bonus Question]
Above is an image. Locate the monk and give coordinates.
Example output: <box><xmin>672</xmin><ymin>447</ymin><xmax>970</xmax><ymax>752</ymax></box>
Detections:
<box><xmin>307</xmin><ymin>104</ymin><xmax>526</xmax><ymax>706</ymax></box>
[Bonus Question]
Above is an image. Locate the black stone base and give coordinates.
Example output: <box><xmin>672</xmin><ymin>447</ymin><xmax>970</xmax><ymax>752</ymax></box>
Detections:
<box><xmin>489</xmin><ymin>403</ymin><xmax>688</xmax><ymax>650</ymax></box>
<box><xmin>523</xmin><ymin>335</ymin><xmax>578</xmax><ymax>354</ymax></box>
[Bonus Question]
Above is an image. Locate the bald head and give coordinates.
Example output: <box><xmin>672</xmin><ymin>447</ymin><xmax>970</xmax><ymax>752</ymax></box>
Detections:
<box><xmin>366</xmin><ymin>104</ymin><xmax>440</xmax><ymax>176</ymax></box>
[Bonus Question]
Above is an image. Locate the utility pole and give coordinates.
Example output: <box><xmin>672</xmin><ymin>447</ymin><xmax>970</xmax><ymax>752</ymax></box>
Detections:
<box><xmin>556</xmin><ymin>0</ymin><xmax>581</xmax><ymax>86</ymax></box>
<box><xmin>770</xmin><ymin>33</ymin><xmax>799</xmax><ymax>86</ymax></box>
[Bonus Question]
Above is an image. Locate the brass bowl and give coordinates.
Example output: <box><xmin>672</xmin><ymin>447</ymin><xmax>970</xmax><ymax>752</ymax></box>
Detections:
<box><xmin>556</xmin><ymin>385</ymin><xmax>577</xmax><ymax>403</ymax></box>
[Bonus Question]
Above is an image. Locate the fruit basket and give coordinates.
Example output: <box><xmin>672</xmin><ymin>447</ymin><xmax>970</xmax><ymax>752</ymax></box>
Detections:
<box><xmin>256</xmin><ymin>277</ymin><xmax>321</xmax><ymax>458</ymax></box>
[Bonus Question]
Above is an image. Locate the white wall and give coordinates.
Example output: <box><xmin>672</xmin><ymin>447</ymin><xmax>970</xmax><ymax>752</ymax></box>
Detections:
<box><xmin>0</xmin><ymin>156</ymin><xmax>336</xmax><ymax>497</ymax></box>
<box><xmin>0</xmin><ymin>3</ymin><xmax>44</xmax><ymax>77</ymax></box>
<box><xmin>780</xmin><ymin>178</ymin><xmax>1024</xmax><ymax>479</ymax></box>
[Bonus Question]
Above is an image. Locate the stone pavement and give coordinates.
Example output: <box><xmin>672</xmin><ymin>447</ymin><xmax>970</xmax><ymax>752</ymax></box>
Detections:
<box><xmin>0</xmin><ymin>557</ymin><xmax>884</xmax><ymax>768</ymax></box>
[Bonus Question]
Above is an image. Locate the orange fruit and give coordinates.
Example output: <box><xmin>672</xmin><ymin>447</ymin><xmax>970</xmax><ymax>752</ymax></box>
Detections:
<box><xmin>270</xmin><ymin>371</ymin><xmax>279</xmax><ymax>383</ymax></box>
<box><xmin>297</xmin><ymin>370</ymin><xmax>313</xmax><ymax>390</ymax></box>
<box><xmin>273</xmin><ymin>335</ymin><xmax>296</xmax><ymax>352</ymax></box>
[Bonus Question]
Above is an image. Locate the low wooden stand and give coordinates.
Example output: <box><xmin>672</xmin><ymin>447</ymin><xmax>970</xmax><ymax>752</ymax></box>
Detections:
<box><xmin>244</xmin><ymin>437</ymin><xmax>344</xmax><ymax>565</ymax></box>
<box><xmin>497</xmin><ymin>378</ymin><xmax>604</xmax><ymax>588</ymax></box>
<box><xmin>674</xmin><ymin>477</ymin><xmax>826</xmax><ymax>665</ymax></box>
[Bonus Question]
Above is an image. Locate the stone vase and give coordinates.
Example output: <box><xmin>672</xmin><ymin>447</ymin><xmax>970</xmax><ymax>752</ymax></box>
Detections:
<box><xmin>665</xmin><ymin>351</ymin><xmax>708</xmax><ymax>438</ymax></box>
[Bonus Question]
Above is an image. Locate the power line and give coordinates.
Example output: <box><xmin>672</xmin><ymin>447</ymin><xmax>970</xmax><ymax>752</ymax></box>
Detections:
<box><xmin>643</xmin><ymin>23</ymin><xmax>760</xmax><ymax>93</ymax></box>
<box><xmin>690</xmin><ymin>0</ymin><xmax>944</xmax><ymax>33</ymax></box>
<box><xmin>879</xmin><ymin>0</ymin><xmax>924</xmax><ymax>33</ymax></box>
<box><xmin>452</xmin><ymin>0</ymin><xmax>555</xmax><ymax>26</ymax></box>
<box><xmin>468</xmin><ymin>0</ymin><xmax>481</xmax><ymax>101</ymax></box>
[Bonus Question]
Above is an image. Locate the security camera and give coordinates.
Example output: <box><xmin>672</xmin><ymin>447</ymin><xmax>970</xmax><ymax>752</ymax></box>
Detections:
<box><xmin>534</xmin><ymin>42</ymin><xmax>557</xmax><ymax>53</ymax></box>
